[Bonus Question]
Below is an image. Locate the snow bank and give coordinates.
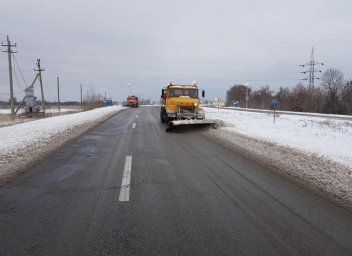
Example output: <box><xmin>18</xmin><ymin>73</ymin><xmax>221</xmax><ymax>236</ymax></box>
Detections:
<box><xmin>0</xmin><ymin>106</ymin><xmax>125</xmax><ymax>184</ymax></box>
<box><xmin>204</xmin><ymin>107</ymin><xmax>352</xmax><ymax>208</ymax></box>
<box><xmin>204</xmin><ymin>107</ymin><xmax>352</xmax><ymax>167</ymax></box>
<box><xmin>0</xmin><ymin>108</ymin><xmax>80</xmax><ymax>115</ymax></box>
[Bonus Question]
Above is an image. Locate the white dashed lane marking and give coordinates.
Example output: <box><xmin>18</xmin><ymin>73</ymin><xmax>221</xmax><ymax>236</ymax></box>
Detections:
<box><xmin>119</xmin><ymin>155</ymin><xmax>132</xmax><ymax>202</ymax></box>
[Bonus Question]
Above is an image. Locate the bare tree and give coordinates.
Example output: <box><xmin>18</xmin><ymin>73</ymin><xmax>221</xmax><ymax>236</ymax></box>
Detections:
<box><xmin>84</xmin><ymin>87</ymin><xmax>103</xmax><ymax>110</ymax></box>
<box><xmin>225</xmin><ymin>84</ymin><xmax>250</xmax><ymax>107</ymax></box>
<box><xmin>251</xmin><ymin>85</ymin><xmax>273</xmax><ymax>109</ymax></box>
<box><xmin>313</xmin><ymin>87</ymin><xmax>324</xmax><ymax>113</ymax></box>
<box><xmin>223</xmin><ymin>68</ymin><xmax>348</xmax><ymax>115</ymax></box>
<box><xmin>342</xmin><ymin>80</ymin><xmax>352</xmax><ymax>115</ymax></box>
<box><xmin>321</xmin><ymin>68</ymin><xmax>344</xmax><ymax>114</ymax></box>
<box><xmin>275</xmin><ymin>87</ymin><xmax>291</xmax><ymax>111</ymax></box>
<box><xmin>288</xmin><ymin>83</ymin><xmax>314</xmax><ymax>112</ymax></box>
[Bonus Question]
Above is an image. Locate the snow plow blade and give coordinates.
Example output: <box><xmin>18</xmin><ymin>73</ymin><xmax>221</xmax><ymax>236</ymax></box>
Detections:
<box><xmin>166</xmin><ymin>119</ymin><xmax>217</xmax><ymax>132</ymax></box>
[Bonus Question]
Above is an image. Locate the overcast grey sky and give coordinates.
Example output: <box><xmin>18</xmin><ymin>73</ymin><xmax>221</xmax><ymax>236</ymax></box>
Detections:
<box><xmin>0</xmin><ymin>0</ymin><xmax>351</xmax><ymax>102</ymax></box>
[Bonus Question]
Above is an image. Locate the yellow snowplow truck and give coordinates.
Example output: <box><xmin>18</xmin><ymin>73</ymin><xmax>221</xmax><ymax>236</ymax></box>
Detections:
<box><xmin>160</xmin><ymin>83</ymin><xmax>215</xmax><ymax>131</ymax></box>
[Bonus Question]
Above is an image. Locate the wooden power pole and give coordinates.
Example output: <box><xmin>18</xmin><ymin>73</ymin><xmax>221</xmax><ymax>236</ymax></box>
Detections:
<box><xmin>57</xmin><ymin>76</ymin><xmax>60</xmax><ymax>112</ymax></box>
<box><xmin>80</xmin><ymin>84</ymin><xmax>83</xmax><ymax>109</ymax></box>
<box><xmin>1</xmin><ymin>36</ymin><xmax>17</xmax><ymax>119</ymax></box>
<box><xmin>34</xmin><ymin>59</ymin><xmax>45</xmax><ymax>113</ymax></box>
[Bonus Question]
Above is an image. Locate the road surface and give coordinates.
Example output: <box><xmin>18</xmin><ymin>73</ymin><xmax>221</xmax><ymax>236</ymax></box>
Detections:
<box><xmin>1</xmin><ymin>106</ymin><xmax>352</xmax><ymax>255</ymax></box>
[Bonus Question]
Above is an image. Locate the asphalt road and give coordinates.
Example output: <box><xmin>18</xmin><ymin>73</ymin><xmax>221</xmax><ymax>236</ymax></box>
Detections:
<box><xmin>1</xmin><ymin>106</ymin><xmax>352</xmax><ymax>256</ymax></box>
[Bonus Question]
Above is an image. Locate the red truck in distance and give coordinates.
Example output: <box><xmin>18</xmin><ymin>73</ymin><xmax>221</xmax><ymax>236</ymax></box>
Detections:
<box><xmin>126</xmin><ymin>95</ymin><xmax>139</xmax><ymax>108</ymax></box>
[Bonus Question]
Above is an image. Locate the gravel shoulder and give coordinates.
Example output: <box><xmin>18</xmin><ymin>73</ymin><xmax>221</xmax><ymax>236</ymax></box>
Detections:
<box><xmin>204</xmin><ymin>126</ymin><xmax>352</xmax><ymax>210</ymax></box>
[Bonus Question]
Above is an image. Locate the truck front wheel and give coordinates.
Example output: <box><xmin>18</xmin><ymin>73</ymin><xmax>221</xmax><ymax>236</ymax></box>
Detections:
<box><xmin>160</xmin><ymin>109</ymin><xmax>166</xmax><ymax>123</ymax></box>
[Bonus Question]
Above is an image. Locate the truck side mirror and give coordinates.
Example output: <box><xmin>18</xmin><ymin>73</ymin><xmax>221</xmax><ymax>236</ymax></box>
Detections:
<box><xmin>202</xmin><ymin>90</ymin><xmax>205</xmax><ymax>98</ymax></box>
<box><xmin>161</xmin><ymin>89</ymin><xmax>164</xmax><ymax>98</ymax></box>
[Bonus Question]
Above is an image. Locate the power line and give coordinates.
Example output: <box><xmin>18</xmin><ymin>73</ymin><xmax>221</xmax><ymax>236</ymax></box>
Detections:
<box><xmin>18</xmin><ymin>44</ymin><xmax>300</xmax><ymax>67</ymax></box>
<box><xmin>0</xmin><ymin>90</ymin><xmax>25</xmax><ymax>95</ymax></box>
<box><xmin>13</xmin><ymin>63</ymin><xmax>26</xmax><ymax>93</ymax></box>
<box><xmin>1</xmin><ymin>58</ymin><xmax>301</xmax><ymax>76</ymax></box>
<box><xmin>0</xmin><ymin>33</ymin><xmax>8</xmax><ymax>39</ymax></box>
<box><xmin>12</xmin><ymin>54</ymin><xmax>28</xmax><ymax>87</ymax></box>
<box><xmin>0</xmin><ymin>66</ymin><xmax>304</xmax><ymax>82</ymax></box>
<box><xmin>21</xmin><ymin>36</ymin><xmax>309</xmax><ymax>50</ymax></box>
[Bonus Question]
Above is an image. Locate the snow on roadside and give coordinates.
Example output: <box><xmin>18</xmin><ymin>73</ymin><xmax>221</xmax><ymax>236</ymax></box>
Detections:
<box><xmin>0</xmin><ymin>106</ymin><xmax>125</xmax><ymax>184</ymax></box>
<box><xmin>45</xmin><ymin>108</ymin><xmax>81</xmax><ymax>113</ymax></box>
<box><xmin>204</xmin><ymin>107</ymin><xmax>352</xmax><ymax>167</ymax></box>
<box><xmin>0</xmin><ymin>108</ymin><xmax>80</xmax><ymax>115</ymax></box>
<box><xmin>204</xmin><ymin>107</ymin><xmax>352</xmax><ymax>208</ymax></box>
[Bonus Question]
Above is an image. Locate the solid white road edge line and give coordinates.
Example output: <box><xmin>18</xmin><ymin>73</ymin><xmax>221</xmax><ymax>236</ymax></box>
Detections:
<box><xmin>132</xmin><ymin>123</ymin><xmax>136</xmax><ymax>129</ymax></box>
<box><xmin>119</xmin><ymin>155</ymin><xmax>132</xmax><ymax>201</ymax></box>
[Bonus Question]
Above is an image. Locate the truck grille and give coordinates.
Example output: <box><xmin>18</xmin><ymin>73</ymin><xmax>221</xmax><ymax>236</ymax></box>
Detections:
<box><xmin>179</xmin><ymin>106</ymin><xmax>195</xmax><ymax>113</ymax></box>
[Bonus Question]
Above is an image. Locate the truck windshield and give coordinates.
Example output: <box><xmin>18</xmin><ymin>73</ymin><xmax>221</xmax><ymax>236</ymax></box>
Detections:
<box><xmin>169</xmin><ymin>89</ymin><xmax>198</xmax><ymax>98</ymax></box>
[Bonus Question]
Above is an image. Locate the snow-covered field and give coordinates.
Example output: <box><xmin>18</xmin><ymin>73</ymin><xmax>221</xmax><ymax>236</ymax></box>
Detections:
<box><xmin>0</xmin><ymin>108</ymin><xmax>82</xmax><ymax>128</ymax></box>
<box><xmin>0</xmin><ymin>108</ymin><xmax>80</xmax><ymax>115</ymax></box>
<box><xmin>0</xmin><ymin>106</ymin><xmax>125</xmax><ymax>184</ymax></box>
<box><xmin>204</xmin><ymin>107</ymin><xmax>352</xmax><ymax>208</ymax></box>
<box><xmin>45</xmin><ymin>108</ymin><xmax>81</xmax><ymax>113</ymax></box>
<box><xmin>204</xmin><ymin>107</ymin><xmax>352</xmax><ymax>167</ymax></box>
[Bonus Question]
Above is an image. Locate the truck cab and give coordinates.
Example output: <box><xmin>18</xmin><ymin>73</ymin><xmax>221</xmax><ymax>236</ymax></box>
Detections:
<box><xmin>160</xmin><ymin>83</ymin><xmax>205</xmax><ymax>123</ymax></box>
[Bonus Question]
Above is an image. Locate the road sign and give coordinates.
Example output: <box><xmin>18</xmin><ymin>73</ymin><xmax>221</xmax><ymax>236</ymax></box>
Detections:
<box><xmin>272</xmin><ymin>99</ymin><xmax>279</xmax><ymax>123</ymax></box>
<box><xmin>272</xmin><ymin>99</ymin><xmax>280</xmax><ymax>105</ymax></box>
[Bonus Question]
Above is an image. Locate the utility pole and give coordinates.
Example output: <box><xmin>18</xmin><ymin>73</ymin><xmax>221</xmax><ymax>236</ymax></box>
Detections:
<box><xmin>57</xmin><ymin>76</ymin><xmax>60</xmax><ymax>112</ymax></box>
<box><xmin>34</xmin><ymin>59</ymin><xmax>45</xmax><ymax>113</ymax></box>
<box><xmin>300</xmin><ymin>47</ymin><xmax>324</xmax><ymax>93</ymax></box>
<box><xmin>245</xmin><ymin>83</ymin><xmax>249</xmax><ymax>108</ymax></box>
<box><xmin>80</xmin><ymin>84</ymin><xmax>83</xmax><ymax>109</ymax></box>
<box><xmin>1</xmin><ymin>36</ymin><xmax>17</xmax><ymax>119</ymax></box>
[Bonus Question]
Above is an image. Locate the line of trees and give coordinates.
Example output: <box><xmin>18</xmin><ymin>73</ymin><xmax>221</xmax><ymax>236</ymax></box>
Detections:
<box><xmin>226</xmin><ymin>68</ymin><xmax>352</xmax><ymax>115</ymax></box>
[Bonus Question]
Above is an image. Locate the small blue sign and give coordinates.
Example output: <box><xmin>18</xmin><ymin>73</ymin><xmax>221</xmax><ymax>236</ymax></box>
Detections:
<box><xmin>104</xmin><ymin>99</ymin><xmax>112</xmax><ymax>106</ymax></box>
<box><xmin>272</xmin><ymin>99</ymin><xmax>280</xmax><ymax>105</ymax></box>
